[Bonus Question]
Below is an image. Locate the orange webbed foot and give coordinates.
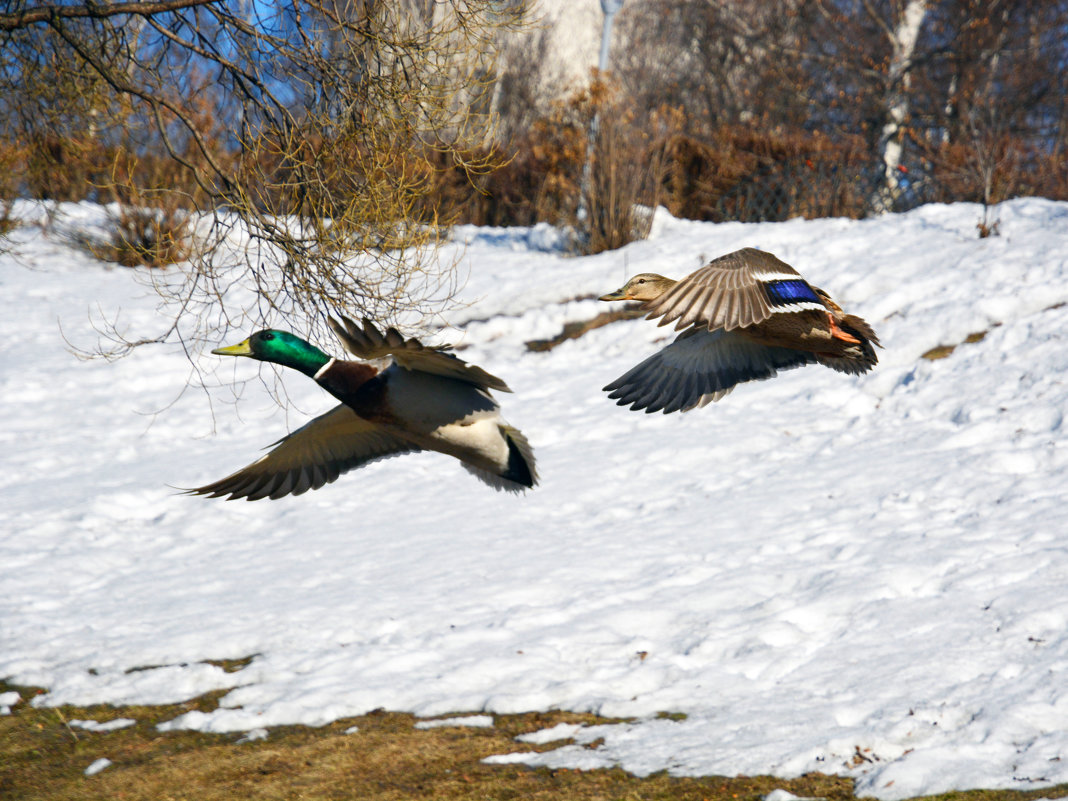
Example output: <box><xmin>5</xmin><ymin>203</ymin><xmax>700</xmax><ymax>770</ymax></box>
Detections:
<box><xmin>828</xmin><ymin>313</ymin><xmax>861</xmax><ymax>344</ymax></box>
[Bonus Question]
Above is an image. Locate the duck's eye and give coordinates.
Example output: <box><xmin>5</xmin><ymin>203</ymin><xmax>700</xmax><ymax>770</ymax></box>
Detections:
<box><xmin>637</xmin><ymin>278</ymin><xmax>646</xmax><ymax>285</ymax></box>
<box><xmin>260</xmin><ymin>332</ymin><xmax>275</xmax><ymax>341</ymax></box>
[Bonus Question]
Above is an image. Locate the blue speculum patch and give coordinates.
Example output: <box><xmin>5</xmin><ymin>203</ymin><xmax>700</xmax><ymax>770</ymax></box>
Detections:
<box><xmin>765</xmin><ymin>279</ymin><xmax>820</xmax><ymax>305</ymax></box>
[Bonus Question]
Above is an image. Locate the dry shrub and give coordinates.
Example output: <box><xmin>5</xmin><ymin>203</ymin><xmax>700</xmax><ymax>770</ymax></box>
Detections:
<box><xmin>656</xmin><ymin>126</ymin><xmax>871</xmax><ymax>223</ymax></box>
<box><xmin>488</xmin><ymin>116</ymin><xmax>586</xmax><ymax>227</ymax></box>
<box><xmin>19</xmin><ymin>132</ymin><xmax>215</xmax><ymax>208</ymax></box>
<box><xmin>425</xmin><ymin>110</ymin><xmax>1065</xmax><ymax>235</ymax></box>
<box><xmin>911</xmin><ymin>132</ymin><xmax>1068</xmax><ymax>237</ymax></box>
<box><xmin>23</xmin><ymin>133</ymin><xmax>114</xmax><ymax>202</ymax></box>
<box><xmin>918</xmin><ymin>135</ymin><xmax>1068</xmax><ymax>206</ymax></box>
<box><xmin>13</xmin><ymin>75</ymin><xmax>225</xmax><ymax>209</ymax></box>
<box><xmin>1024</xmin><ymin>150</ymin><xmax>1068</xmax><ymax>201</ymax></box>
<box><xmin>0</xmin><ymin>138</ymin><xmax>25</xmax><ymax>195</ymax></box>
<box><xmin>920</xmin><ymin>137</ymin><xmax>1021</xmax><ymax>205</ymax></box>
<box><xmin>582</xmin><ymin>99</ymin><xmax>673</xmax><ymax>255</ymax></box>
<box><xmin>0</xmin><ymin>139</ymin><xmax>22</xmax><ymax>237</ymax></box>
<box><xmin>422</xmin><ymin>115</ymin><xmax>586</xmax><ymax>230</ymax></box>
<box><xmin>425</xmin><ymin>80</ymin><xmax>672</xmax><ymax>256</ymax></box>
<box><xmin>96</xmin><ymin>202</ymin><xmax>191</xmax><ymax>268</ymax></box>
<box><xmin>82</xmin><ymin>149</ymin><xmax>196</xmax><ymax>268</ymax></box>
<box><xmin>0</xmin><ymin>203</ymin><xmax>14</xmax><ymax>237</ymax></box>
<box><xmin>423</xmin><ymin>101</ymin><xmax>874</xmax><ymax>242</ymax></box>
<box><xmin>258</xmin><ymin>124</ymin><xmax>473</xmax><ymax>249</ymax></box>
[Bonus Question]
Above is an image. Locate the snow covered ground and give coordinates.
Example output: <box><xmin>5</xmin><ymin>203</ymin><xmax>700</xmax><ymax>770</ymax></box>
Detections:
<box><xmin>2</xmin><ymin>198</ymin><xmax>1067</xmax><ymax>799</ymax></box>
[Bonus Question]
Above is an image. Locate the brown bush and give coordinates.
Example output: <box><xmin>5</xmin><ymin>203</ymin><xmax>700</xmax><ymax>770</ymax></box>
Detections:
<box><xmin>423</xmin><ymin>80</ymin><xmax>671</xmax><ymax>255</ymax></box>
<box><xmin>7</xmin><ymin>107</ymin><xmax>1062</xmax><ymax>250</ymax></box>
<box><xmin>93</xmin><ymin>202</ymin><xmax>191</xmax><ymax>268</ymax></box>
<box><xmin>0</xmin><ymin>139</ymin><xmax>22</xmax><ymax>236</ymax></box>
<box><xmin>917</xmin><ymin>135</ymin><xmax>1068</xmax><ymax>208</ymax></box>
<box><xmin>656</xmin><ymin>127</ymin><xmax>872</xmax><ymax>223</ymax></box>
<box><xmin>420</xmin><ymin>103</ymin><xmax>876</xmax><ymax>241</ymax></box>
<box><xmin>22</xmin><ymin>133</ymin><xmax>109</xmax><ymax>202</ymax></box>
<box><xmin>420</xmin><ymin>116</ymin><xmax>586</xmax><ymax>230</ymax></box>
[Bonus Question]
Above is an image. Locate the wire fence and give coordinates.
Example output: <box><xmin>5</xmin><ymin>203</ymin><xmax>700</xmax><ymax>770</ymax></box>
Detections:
<box><xmin>683</xmin><ymin>157</ymin><xmax>940</xmax><ymax>224</ymax></box>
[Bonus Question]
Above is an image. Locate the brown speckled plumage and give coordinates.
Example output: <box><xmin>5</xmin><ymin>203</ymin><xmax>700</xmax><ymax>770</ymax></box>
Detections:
<box><xmin>598</xmin><ymin>248</ymin><xmax>880</xmax><ymax>413</ymax></box>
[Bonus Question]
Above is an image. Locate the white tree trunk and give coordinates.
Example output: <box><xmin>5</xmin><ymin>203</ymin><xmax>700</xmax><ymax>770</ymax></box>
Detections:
<box><xmin>870</xmin><ymin>0</ymin><xmax>929</xmax><ymax>214</ymax></box>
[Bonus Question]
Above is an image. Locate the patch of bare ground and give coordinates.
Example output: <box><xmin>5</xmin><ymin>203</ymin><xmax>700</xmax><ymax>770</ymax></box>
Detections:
<box><xmin>526</xmin><ymin>304</ymin><xmax>645</xmax><ymax>352</ymax></box>
<box><xmin>4</xmin><ymin>679</ymin><xmax>1068</xmax><ymax>801</ymax></box>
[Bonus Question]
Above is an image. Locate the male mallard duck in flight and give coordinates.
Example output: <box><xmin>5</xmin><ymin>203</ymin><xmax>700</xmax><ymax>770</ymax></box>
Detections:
<box><xmin>189</xmin><ymin>317</ymin><xmax>536</xmax><ymax>500</ymax></box>
<box><xmin>598</xmin><ymin>247</ymin><xmax>880</xmax><ymax>413</ymax></box>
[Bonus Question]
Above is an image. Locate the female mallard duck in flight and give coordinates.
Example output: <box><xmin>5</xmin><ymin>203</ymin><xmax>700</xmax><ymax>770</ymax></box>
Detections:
<box><xmin>598</xmin><ymin>247</ymin><xmax>880</xmax><ymax>413</ymax></box>
<box><xmin>189</xmin><ymin>317</ymin><xmax>536</xmax><ymax>500</ymax></box>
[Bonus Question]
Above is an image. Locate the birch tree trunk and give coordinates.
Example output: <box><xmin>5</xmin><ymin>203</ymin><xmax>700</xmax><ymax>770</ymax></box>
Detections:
<box><xmin>869</xmin><ymin>0</ymin><xmax>928</xmax><ymax>213</ymax></box>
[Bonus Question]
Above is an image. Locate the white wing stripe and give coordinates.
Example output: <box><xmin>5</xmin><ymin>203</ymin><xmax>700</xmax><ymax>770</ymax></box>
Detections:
<box><xmin>751</xmin><ymin>270</ymin><xmax>803</xmax><ymax>281</ymax></box>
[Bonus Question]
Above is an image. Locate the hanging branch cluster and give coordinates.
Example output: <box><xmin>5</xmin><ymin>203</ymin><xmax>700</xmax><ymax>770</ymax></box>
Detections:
<box><xmin>1</xmin><ymin>0</ymin><xmax>523</xmax><ymax>355</ymax></box>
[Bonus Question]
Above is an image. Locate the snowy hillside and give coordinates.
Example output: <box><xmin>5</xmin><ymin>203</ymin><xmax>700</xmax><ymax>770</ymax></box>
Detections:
<box><xmin>2</xmin><ymin>199</ymin><xmax>1068</xmax><ymax>799</ymax></box>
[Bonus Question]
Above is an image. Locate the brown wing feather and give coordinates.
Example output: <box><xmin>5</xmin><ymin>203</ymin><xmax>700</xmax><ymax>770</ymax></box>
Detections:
<box><xmin>329</xmin><ymin>316</ymin><xmax>511</xmax><ymax>393</ymax></box>
<box><xmin>186</xmin><ymin>404</ymin><xmax>419</xmax><ymax>501</ymax></box>
<box><xmin>644</xmin><ymin>248</ymin><xmax>805</xmax><ymax>331</ymax></box>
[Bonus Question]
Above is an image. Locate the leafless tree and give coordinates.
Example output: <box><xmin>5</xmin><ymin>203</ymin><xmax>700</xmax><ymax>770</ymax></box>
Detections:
<box><xmin>1</xmin><ymin>0</ymin><xmax>523</xmax><ymax>356</ymax></box>
<box><xmin>908</xmin><ymin>0</ymin><xmax>1068</xmax><ymax>225</ymax></box>
<box><xmin>615</xmin><ymin>0</ymin><xmax>1065</xmax><ymax>213</ymax></box>
<box><xmin>866</xmin><ymin>0</ymin><xmax>930</xmax><ymax>212</ymax></box>
<box><xmin>615</xmin><ymin>0</ymin><xmax>818</xmax><ymax>132</ymax></box>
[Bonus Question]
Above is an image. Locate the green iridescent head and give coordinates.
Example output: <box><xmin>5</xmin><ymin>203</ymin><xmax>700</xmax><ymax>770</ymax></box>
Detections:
<box><xmin>212</xmin><ymin>330</ymin><xmax>331</xmax><ymax>378</ymax></box>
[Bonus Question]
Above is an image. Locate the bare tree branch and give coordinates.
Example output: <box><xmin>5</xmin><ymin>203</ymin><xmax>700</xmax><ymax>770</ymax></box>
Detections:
<box><xmin>0</xmin><ymin>0</ymin><xmax>218</xmax><ymax>31</ymax></box>
<box><xmin>3</xmin><ymin>0</ymin><xmax>526</xmax><ymax>361</ymax></box>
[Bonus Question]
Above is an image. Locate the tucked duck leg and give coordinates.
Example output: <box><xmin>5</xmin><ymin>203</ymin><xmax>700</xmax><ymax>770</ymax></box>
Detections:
<box><xmin>827</xmin><ymin>313</ymin><xmax>861</xmax><ymax>344</ymax></box>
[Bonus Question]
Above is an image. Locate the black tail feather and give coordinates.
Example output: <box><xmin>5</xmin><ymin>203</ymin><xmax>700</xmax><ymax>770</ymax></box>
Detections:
<box><xmin>502</xmin><ymin>427</ymin><xmax>536</xmax><ymax>488</ymax></box>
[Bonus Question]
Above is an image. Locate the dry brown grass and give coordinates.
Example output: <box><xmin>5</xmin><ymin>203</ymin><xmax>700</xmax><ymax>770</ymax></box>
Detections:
<box><xmin>0</xmin><ymin>679</ymin><xmax>853</xmax><ymax>801</ymax></box>
<box><xmin>921</xmin><ymin>330</ymin><xmax>991</xmax><ymax>361</ymax></box>
<box><xmin>4</xmin><ymin>678</ymin><xmax>1068</xmax><ymax>801</ymax></box>
<box><xmin>525</xmin><ymin>303</ymin><xmax>646</xmax><ymax>352</ymax></box>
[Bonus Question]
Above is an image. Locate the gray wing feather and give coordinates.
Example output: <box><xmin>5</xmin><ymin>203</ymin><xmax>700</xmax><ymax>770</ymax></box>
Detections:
<box><xmin>604</xmin><ymin>328</ymin><xmax>817</xmax><ymax>413</ymax></box>
<box><xmin>187</xmin><ymin>404</ymin><xmax>419</xmax><ymax>500</ymax></box>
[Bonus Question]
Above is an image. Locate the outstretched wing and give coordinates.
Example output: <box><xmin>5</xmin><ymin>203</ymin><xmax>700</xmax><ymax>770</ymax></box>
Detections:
<box><xmin>604</xmin><ymin>328</ymin><xmax>817</xmax><ymax>413</ymax></box>
<box><xmin>329</xmin><ymin>316</ymin><xmax>511</xmax><ymax>393</ymax></box>
<box><xmin>643</xmin><ymin>248</ymin><xmax>828</xmax><ymax>332</ymax></box>
<box><xmin>186</xmin><ymin>404</ymin><xmax>419</xmax><ymax>500</ymax></box>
